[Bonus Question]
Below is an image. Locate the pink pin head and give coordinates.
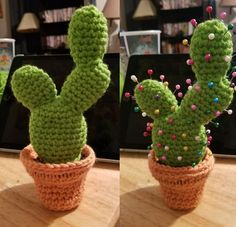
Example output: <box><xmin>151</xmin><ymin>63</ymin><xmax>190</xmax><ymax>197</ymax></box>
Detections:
<box><xmin>232</xmin><ymin>72</ymin><xmax>236</xmax><ymax>78</ymax></box>
<box><xmin>160</xmin><ymin>75</ymin><xmax>165</xmax><ymax>81</ymax></box>
<box><xmin>206</xmin><ymin>6</ymin><xmax>213</xmax><ymax>13</ymax></box>
<box><xmin>215</xmin><ymin>111</ymin><xmax>221</xmax><ymax>117</ymax></box>
<box><xmin>205</xmin><ymin>53</ymin><xmax>212</xmax><ymax>62</ymax></box>
<box><xmin>147</xmin><ymin>69</ymin><xmax>153</xmax><ymax>76</ymax></box>
<box><xmin>190</xmin><ymin>19</ymin><xmax>197</xmax><ymax>27</ymax></box>
<box><xmin>124</xmin><ymin>92</ymin><xmax>131</xmax><ymax>98</ymax></box>
<box><xmin>191</xmin><ymin>104</ymin><xmax>197</xmax><ymax>111</ymax></box>
<box><xmin>143</xmin><ymin>132</ymin><xmax>149</xmax><ymax>137</ymax></box>
<box><xmin>186</xmin><ymin>79</ymin><xmax>192</xmax><ymax>85</ymax></box>
<box><xmin>220</xmin><ymin>11</ymin><xmax>227</xmax><ymax>20</ymax></box>
<box><xmin>175</xmin><ymin>84</ymin><xmax>181</xmax><ymax>90</ymax></box>
<box><xmin>138</xmin><ymin>84</ymin><xmax>144</xmax><ymax>91</ymax></box>
<box><xmin>177</xmin><ymin>92</ymin><xmax>183</xmax><ymax>98</ymax></box>
<box><xmin>186</xmin><ymin>59</ymin><xmax>194</xmax><ymax>65</ymax></box>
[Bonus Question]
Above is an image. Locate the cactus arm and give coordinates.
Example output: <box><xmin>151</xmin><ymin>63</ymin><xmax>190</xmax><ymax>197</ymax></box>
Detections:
<box><xmin>177</xmin><ymin>19</ymin><xmax>234</xmax><ymax>125</ymax></box>
<box><xmin>60</xmin><ymin>64</ymin><xmax>110</xmax><ymax>113</ymax></box>
<box><xmin>11</xmin><ymin>65</ymin><xmax>57</xmax><ymax>110</ymax></box>
<box><xmin>134</xmin><ymin>79</ymin><xmax>178</xmax><ymax>119</ymax></box>
<box><xmin>60</xmin><ymin>6</ymin><xmax>110</xmax><ymax>113</ymax></box>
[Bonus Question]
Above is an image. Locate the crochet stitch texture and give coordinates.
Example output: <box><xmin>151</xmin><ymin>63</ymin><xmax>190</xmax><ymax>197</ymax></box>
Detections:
<box><xmin>11</xmin><ymin>5</ymin><xmax>110</xmax><ymax>163</ymax></box>
<box><xmin>135</xmin><ymin>19</ymin><xmax>234</xmax><ymax>167</ymax></box>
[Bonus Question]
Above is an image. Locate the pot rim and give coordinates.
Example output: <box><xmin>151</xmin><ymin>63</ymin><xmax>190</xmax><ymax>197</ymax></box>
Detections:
<box><xmin>148</xmin><ymin>147</ymin><xmax>214</xmax><ymax>176</ymax></box>
<box><xmin>20</xmin><ymin>144</ymin><xmax>96</xmax><ymax>172</ymax></box>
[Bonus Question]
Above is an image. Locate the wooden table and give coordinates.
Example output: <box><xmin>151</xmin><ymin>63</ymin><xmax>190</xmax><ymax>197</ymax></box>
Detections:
<box><xmin>121</xmin><ymin>152</ymin><xmax>236</xmax><ymax>227</ymax></box>
<box><xmin>0</xmin><ymin>152</ymin><xmax>119</xmax><ymax>227</ymax></box>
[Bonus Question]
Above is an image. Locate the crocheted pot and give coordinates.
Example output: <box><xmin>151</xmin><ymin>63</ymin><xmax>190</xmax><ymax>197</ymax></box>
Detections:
<box><xmin>20</xmin><ymin>144</ymin><xmax>95</xmax><ymax>211</ymax></box>
<box><xmin>148</xmin><ymin>148</ymin><xmax>214</xmax><ymax>210</ymax></box>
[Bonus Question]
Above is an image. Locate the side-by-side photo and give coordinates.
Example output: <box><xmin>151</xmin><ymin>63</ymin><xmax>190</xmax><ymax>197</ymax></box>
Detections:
<box><xmin>1</xmin><ymin>0</ymin><xmax>236</xmax><ymax>226</ymax></box>
<box><xmin>0</xmin><ymin>0</ymin><xmax>119</xmax><ymax>226</ymax></box>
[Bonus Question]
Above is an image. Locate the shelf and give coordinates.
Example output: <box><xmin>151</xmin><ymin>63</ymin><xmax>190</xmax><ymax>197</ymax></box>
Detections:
<box><xmin>39</xmin><ymin>0</ymin><xmax>83</xmax><ymax>10</ymax></box>
<box><xmin>159</xmin><ymin>7</ymin><xmax>203</xmax><ymax>23</ymax></box>
<box><xmin>41</xmin><ymin>21</ymin><xmax>69</xmax><ymax>36</ymax></box>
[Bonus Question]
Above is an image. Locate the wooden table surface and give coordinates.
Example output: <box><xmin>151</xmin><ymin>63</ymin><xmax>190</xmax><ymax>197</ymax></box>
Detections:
<box><xmin>0</xmin><ymin>152</ymin><xmax>119</xmax><ymax>227</ymax></box>
<box><xmin>120</xmin><ymin>152</ymin><xmax>236</xmax><ymax>227</ymax></box>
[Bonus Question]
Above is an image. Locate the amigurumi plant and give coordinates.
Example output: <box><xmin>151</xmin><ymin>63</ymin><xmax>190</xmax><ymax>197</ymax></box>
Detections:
<box><xmin>10</xmin><ymin>5</ymin><xmax>110</xmax><ymax>211</ymax></box>
<box><xmin>135</xmin><ymin>19</ymin><xmax>233</xmax><ymax>167</ymax></box>
<box><xmin>11</xmin><ymin>5</ymin><xmax>110</xmax><ymax>163</ymax></box>
<box><xmin>134</xmin><ymin>17</ymin><xmax>234</xmax><ymax>209</ymax></box>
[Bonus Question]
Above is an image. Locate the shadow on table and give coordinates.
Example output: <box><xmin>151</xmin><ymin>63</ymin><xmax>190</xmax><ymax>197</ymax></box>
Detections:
<box><xmin>121</xmin><ymin>185</ymin><xmax>194</xmax><ymax>227</ymax></box>
<box><xmin>0</xmin><ymin>183</ymin><xmax>75</xmax><ymax>225</ymax></box>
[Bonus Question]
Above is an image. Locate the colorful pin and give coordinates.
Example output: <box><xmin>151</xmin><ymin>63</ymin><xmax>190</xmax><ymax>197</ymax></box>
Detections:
<box><xmin>213</xmin><ymin>97</ymin><xmax>219</xmax><ymax>103</ymax></box>
<box><xmin>206</xmin><ymin>6</ymin><xmax>213</xmax><ymax>19</ymax></box>
<box><xmin>183</xmin><ymin>146</ymin><xmax>188</xmax><ymax>151</ymax></box>
<box><xmin>177</xmin><ymin>156</ymin><xmax>183</xmax><ymax>161</ymax></box>
<box><xmin>157</xmin><ymin>143</ymin><xmax>162</xmax><ymax>148</ymax></box>
<box><xmin>134</xmin><ymin>106</ymin><xmax>140</xmax><ymax>112</ymax></box>
<box><xmin>154</xmin><ymin>109</ymin><xmax>160</xmax><ymax>115</ymax></box>
<box><xmin>186</xmin><ymin>59</ymin><xmax>194</xmax><ymax>65</ymax></box>
<box><xmin>161</xmin><ymin>155</ymin><xmax>166</xmax><ymax>161</ymax></box>
<box><xmin>182</xmin><ymin>39</ymin><xmax>189</xmax><ymax>46</ymax></box>
<box><xmin>171</xmin><ymin>134</ymin><xmax>176</xmax><ymax>140</ymax></box>
<box><xmin>182</xmin><ymin>133</ymin><xmax>187</xmax><ymax>138</ymax></box>
<box><xmin>147</xmin><ymin>69</ymin><xmax>153</xmax><ymax>77</ymax></box>
<box><xmin>215</xmin><ymin>111</ymin><xmax>221</xmax><ymax>117</ymax></box>
<box><xmin>205</xmin><ymin>53</ymin><xmax>212</xmax><ymax>62</ymax></box>
<box><xmin>164</xmin><ymin>146</ymin><xmax>169</xmax><ymax>151</ymax></box>
<box><xmin>220</xmin><ymin>11</ymin><xmax>227</xmax><ymax>20</ymax></box>
<box><xmin>160</xmin><ymin>74</ymin><xmax>165</xmax><ymax>82</ymax></box>
<box><xmin>208</xmin><ymin>33</ymin><xmax>215</xmax><ymax>40</ymax></box>
<box><xmin>124</xmin><ymin>92</ymin><xmax>131</xmax><ymax>98</ymax></box>
<box><xmin>191</xmin><ymin>104</ymin><xmax>197</xmax><ymax>111</ymax></box>
<box><xmin>208</xmin><ymin>81</ymin><xmax>214</xmax><ymax>88</ymax></box>
<box><xmin>143</xmin><ymin>131</ymin><xmax>149</xmax><ymax>137</ymax></box>
<box><xmin>174</xmin><ymin>84</ymin><xmax>181</xmax><ymax>93</ymax></box>
<box><xmin>190</xmin><ymin>19</ymin><xmax>197</xmax><ymax>27</ymax></box>
<box><xmin>177</xmin><ymin>92</ymin><xmax>183</xmax><ymax>98</ymax></box>
<box><xmin>131</xmin><ymin>75</ymin><xmax>138</xmax><ymax>83</ymax></box>
<box><xmin>142</xmin><ymin>112</ymin><xmax>147</xmax><ymax>117</ymax></box>
<box><xmin>186</xmin><ymin>78</ymin><xmax>192</xmax><ymax>85</ymax></box>
<box><xmin>206</xmin><ymin>129</ymin><xmax>211</xmax><ymax>134</ymax></box>
<box><xmin>138</xmin><ymin>84</ymin><xmax>144</xmax><ymax>91</ymax></box>
<box><xmin>224</xmin><ymin>55</ymin><xmax>231</xmax><ymax>63</ymax></box>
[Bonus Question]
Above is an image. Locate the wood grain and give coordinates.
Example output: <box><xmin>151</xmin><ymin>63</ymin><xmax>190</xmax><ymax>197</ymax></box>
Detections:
<box><xmin>120</xmin><ymin>152</ymin><xmax>236</xmax><ymax>227</ymax></box>
<box><xmin>0</xmin><ymin>152</ymin><xmax>119</xmax><ymax>227</ymax></box>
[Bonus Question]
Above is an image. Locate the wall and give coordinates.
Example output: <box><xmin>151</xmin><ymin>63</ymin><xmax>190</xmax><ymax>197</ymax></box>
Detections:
<box><xmin>0</xmin><ymin>0</ymin><xmax>11</xmax><ymax>38</ymax></box>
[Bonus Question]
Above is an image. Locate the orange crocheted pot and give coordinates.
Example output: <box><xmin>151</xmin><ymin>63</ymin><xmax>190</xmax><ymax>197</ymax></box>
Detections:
<box><xmin>148</xmin><ymin>148</ymin><xmax>214</xmax><ymax>210</ymax></box>
<box><xmin>20</xmin><ymin>144</ymin><xmax>95</xmax><ymax>211</ymax></box>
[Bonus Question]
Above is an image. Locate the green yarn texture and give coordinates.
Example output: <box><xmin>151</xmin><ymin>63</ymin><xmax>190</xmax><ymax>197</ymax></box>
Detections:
<box><xmin>135</xmin><ymin>19</ymin><xmax>234</xmax><ymax>167</ymax></box>
<box><xmin>11</xmin><ymin>5</ymin><xmax>110</xmax><ymax>163</ymax></box>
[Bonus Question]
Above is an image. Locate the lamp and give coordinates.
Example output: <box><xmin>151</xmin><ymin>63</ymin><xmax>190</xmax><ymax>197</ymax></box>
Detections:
<box><xmin>220</xmin><ymin>0</ymin><xmax>236</xmax><ymax>14</ymax></box>
<box><xmin>133</xmin><ymin>0</ymin><xmax>157</xmax><ymax>20</ymax></box>
<box><xmin>17</xmin><ymin>13</ymin><xmax>39</xmax><ymax>33</ymax></box>
<box><xmin>103</xmin><ymin>0</ymin><xmax>120</xmax><ymax>19</ymax></box>
<box><xmin>103</xmin><ymin>0</ymin><xmax>120</xmax><ymax>53</ymax></box>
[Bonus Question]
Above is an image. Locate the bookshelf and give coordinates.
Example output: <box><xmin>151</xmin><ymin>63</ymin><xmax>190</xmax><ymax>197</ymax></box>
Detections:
<box><xmin>123</xmin><ymin>0</ymin><xmax>215</xmax><ymax>54</ymax></box>
<box><xmin>39</xmin><ymin>0</ymin><xmax>84</xmax><ymax>54</ymax></box>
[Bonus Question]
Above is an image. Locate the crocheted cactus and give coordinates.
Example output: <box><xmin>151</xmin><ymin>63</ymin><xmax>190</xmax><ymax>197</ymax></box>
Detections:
<box><xmin>11</xmin><ymin>5</ymin><xmax>110</xmax><ymax>163</ymax></box>
<box><xmin>135</xmin><ymin>19</ymin><xmax>234</xmax><ymax>167</ymax></box>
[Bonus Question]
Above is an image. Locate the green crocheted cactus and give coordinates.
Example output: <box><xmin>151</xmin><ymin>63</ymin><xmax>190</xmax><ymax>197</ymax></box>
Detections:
<box><xmin>11</xmin><ymin>5</ymin><xmax>110</xmax><ymax>163</ymax></box>
<box><xmin>135</xmin><ymin>19</ymin><xmax>234</xmax><ymax>167</ymax></box>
